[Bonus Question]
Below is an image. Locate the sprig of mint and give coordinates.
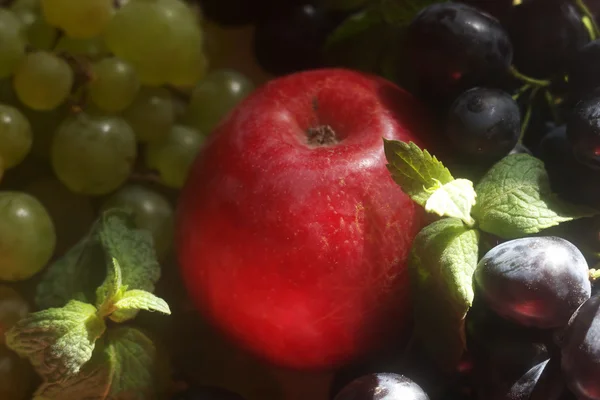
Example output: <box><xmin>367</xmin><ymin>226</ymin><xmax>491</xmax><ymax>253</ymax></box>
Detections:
<box><xmin>6</xmin><ymin>209</ymin><xmax>171</xmax><ymax>400</ymax></box>
<box><xmin>384</xmin><ymin>139</ymin><xmax>597</xmax><ymax>369</ymax></box>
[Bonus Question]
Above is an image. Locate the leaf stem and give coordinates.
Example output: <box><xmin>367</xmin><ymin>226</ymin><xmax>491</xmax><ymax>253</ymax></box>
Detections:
<box><xmin>576</xmin><ymin>0</ymin><xmax>600</xmax><ymax>39</ymax></box>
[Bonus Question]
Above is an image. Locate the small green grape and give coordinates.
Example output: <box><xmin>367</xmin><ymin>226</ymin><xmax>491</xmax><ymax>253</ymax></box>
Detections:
<box><xmin>11</xmin><ymin>0</ymin><xmax>58</xmax><ymax>50</ymax></box>
<box><xmin>0</xmin><ymin>104</ymin><xmax>32</xmax><ymax>169</ymax></box>
<box><xmin>54</xmin><ymin>35</ymin><xmax>110</xmax><ymax>60</ymax></box>
<box><xmin>145</xmin><ymin>125</ymin><xmax>204</xmax><ymax>188</ymax></box>
<box><xmin>0</xmin><ymin>9</ymin><xmax>26</xmax><ymax>79</ymax></box>
<box><xmin>0</xmin><ymin>191</ymin><xmax>56</xmax><ymax>281</ymax></box>
<box><xmin>13</xmin><ymin>51</ymin><xmax>74</xmax><ymax>111</ymax></box>
<box><xmin>102</xmin><ymin>185</ymin><xmax>174</xmax><ymax>260</ymax></box>
<box><xmin>124</xmin><ymin>87</ymin><xmax>174</xmax><ymax>143</ymax></box>
<box><xmin>51</xmin><ymin>113</ymin><xmax>137</xmax><ymax>195</ymax></box>
<box><xmin>89</xmin><ymin>57</ymin><xmax>140</xmax><ymax>113</ymax></box>
<box><xmin>41</xmin><ymin>0</ymin><xmax>114</xmax><ymax>38</ymax></box>
<box><xmin>0</xmin><ymin>285</ymin><xmax>29</xmax><ymax>344</ymax></box>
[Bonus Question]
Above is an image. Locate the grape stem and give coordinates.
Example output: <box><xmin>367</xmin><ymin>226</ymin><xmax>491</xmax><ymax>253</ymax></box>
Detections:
<box><xmin>517</xmin><ymin>87</ymin><xmax>540</xmax><ymax>144</ymax></box>
<box><xmin>575</xmin><ymin>0</ymin><xmax>600</xmax><ymax>39</ymax></box>
<box><xmin>509</xmin><ymin>66</ymin><xmax>551</xmax><ymax>88</ymax></box>
<box><xmin>590</xmin><ymin>269</ymin><xmax>600</xmax><ymax>282</ymax></box>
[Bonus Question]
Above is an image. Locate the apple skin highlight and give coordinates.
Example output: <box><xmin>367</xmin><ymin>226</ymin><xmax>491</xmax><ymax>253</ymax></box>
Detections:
<box><xmin>176</xmin><ymin>69</ymin><xmax>433</xmax><ymax>370</ymax></box>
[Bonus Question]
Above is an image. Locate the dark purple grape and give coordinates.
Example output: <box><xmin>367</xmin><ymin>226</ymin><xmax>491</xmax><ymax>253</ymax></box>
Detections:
<box><xmin>561</xmin><ymin>294</ymin><xmax>600</xmax><ymax>400</ymax></box>
<box><xmin>406</xmin><ymin>2</ymin><xmax>513</xmax><ymax>102</ymax></box>
<box><xmin>458</xmin><ymin>0</ymin><xmax>514</xmax><ymax>20</ymax></box>
<box><xmin>475</xmin><ymin>237</ymin><xmax>591</xmax><ymax>329</ymax></box>
<box><xmin>194</xmin><ymin>0</ymin><xmax>294</xmax><ymax>26</ymax></box>
<box><xmin>567</xmin><ymin>93</ymin><xmax>600</xmax><ymax>169</ymax></box>
<box><xmin>445</xmin><ymin>87</ymin><xmax>520</xmax><ymax>162</ymax></box>
<box><xmin>506</xmin><ymin>0</ymin><xmax>589</xmax><ymax>79</ymax></box>
<box><xmin>569</xmin><ymin>40</ymin><xmax>600</xmax><ymax>100</ymax></box>
<box><xmin>333</xmin><ymin>373</ymin><xmax>430</xmax><ymax>400</ymax></box>
<box><xmin>172</xmin><ymin>385</ymin><xmax>246</xmax><ymax>400</ymax></box>
<box><xmin>253</xmin><ymin>3</ymin><xmax>344</xmax><ymax>75</ymax></box>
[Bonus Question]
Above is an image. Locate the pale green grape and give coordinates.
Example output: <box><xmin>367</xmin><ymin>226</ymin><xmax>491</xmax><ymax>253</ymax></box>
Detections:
<box><xmin>168</xmin><ymin>43</ymin><xmax>208</xmax><ymax>88</ymax></box>
<box><xmin>89</xmin><ymin>57</ymin><xmax>140</xmax><ymax>113</ymax></box>
<box><xmin>13</xmin><ymin>51</ymin><xmax>74</xmax><ymax>111</ymax></box>
<box><xmin>0</xmin><ymin>191</ymin><xmax>56</xmax><ymax>281</ymax></box>
<box><xmin>124</xmin><ymin>87</ymin><xmax>174</xmax><ymax>143</ymax></box>
<box><xmin>102</xmin><ymin>185</ymin><xmax>174</xmax><ymax>259</ymax></box>
<box><xmin>24</xmin><ymin>178</ymin><xmax>95</xmax><ymax>255</ymax></box>
<box><xmin>0</xmin><ymin>346</ymin><xmax>34</xmax><ymax>399</ymax></box>
<box><xmin>0</xmin><ymin>9</ymin><xmax>26</xmax><ymax>79</ymax></box>
<box><xmin>105</xmin><ymin>0</ymin><xmax>202</xmax><ymax>86</ymax></box>
<box><xmin>51</xmin><ymin>113</ymin><xmax>136</xmax><ymax>195</ymax></box>
<box><xmin>41</xmin><ymin>0</ymin><xmax>114</xmax><ymax>38</ymax></box>
<box><xmin>0</xmin><ymin>285</ymin><xmax>29</xmax><ymax>344</ymax></box>
<box><xmin>0</xmin><ymin>104</ymin><xmax>32</xmax><ymax>169</ymax></box>
<box><xmin>11</xmin><ymin>0</ymin><xmax>58</xmax><ymax>50</ymax></box>
<box><xmin>145</xmin><ymin>125</ymin><xmax>204</xmax><ymax>188</ymax></box>
<box><xmin>184</xmin><ymin>69</ymin><xmax>254</xmax><ymax>135</ymax></box>
<box><xmin>54</xmin><ymin>35</ymin><xmax>110</xmax><ymax>60</ymax></box>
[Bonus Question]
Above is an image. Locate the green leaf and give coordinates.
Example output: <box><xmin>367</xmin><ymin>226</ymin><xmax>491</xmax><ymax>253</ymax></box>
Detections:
<box><xmin>384</xmin><ymin>139</ymin><xmax>455</xmax><ymax>206</ymax></box>
<box><xmin>5</xmin><ymin>300</ymin><xmax>105</xmax><ymax>381</ymax></box>
<box><xmin>379</xmin><ymin>0</ymin><xmax>446</xmax><ymax>26</ymax></box>
<box><xmin>409</xmin><ymin>218</ymin><xmax>479</xmax><ymax>370</ymax></box>
<box><xmin>110</xmin><ymin>290</ymin><xmax>171</xmax><ymax>323</ymax></box>
<box><xmin>325</xmin><ymin>6</ymin><xmax>384</xmax><ymax>48</ymax></box>
<box><xmin>96</xmin><ymin>257</ymin><xmax>124</xmax><ymax>312</ymax></box>
<box><xmin>472</xmin><ymin>154</ymin><xmax>598</xmax><ymax>239</ymax></box>
<box><xmin>98</xmin><ymin>210</ymin><xmax>161</xmax><ymax>296</ymax></box>
<box><xmin>425</xmin><ymin>179</ymin><xmax>477</xmax><ymax>225</ymax></box>
<box><xmin>33</xmin><ymin>327</ymin><xmax>170</xmax><ymax>400</ymax></box>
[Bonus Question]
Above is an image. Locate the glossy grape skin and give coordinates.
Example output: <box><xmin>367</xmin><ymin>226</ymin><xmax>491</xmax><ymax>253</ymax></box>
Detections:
<box><xmin>334</xmin><ymin>373</ymin><xmax>429</xmax><ymax>400</ymax></box>
<box><xmin>50</xmin><ymin>113</ymin><xmax>137</xmax><ymax>195</ymax></box>
<box><xmin>0</xmin><ymin>346</ymin><xmax>35</xmax><ymax>399</ymax></box>
<box><xmin>0</xmin><ymin>9</ymin><xmax>26</xmax><ymax>79</ymax></box>
<box><xmin>101</xmin><ymin>185</ymin><xmax>174</xmax><ymax>260</ymax></box>
<box><xmin>0</xmin><ymin>103</ymin><xmax>32</xmax><ymax>169</ymax></box>
<box><xmin>0</xmin><ymin>191</ymin><xmax>56</xmax><ymax>281</ymax></box>
<box><xmin>475</xmin><ymin>236</ymin><xmax>591</xmax><ymax>329</ymax></box>
<box><xmin>406</xmin><ymin>2</ymin><xmax>513</xmax><ymax>102</ymax></box>
<box><xmin>254</xmin><ymin>4</ymin><xmax>343</xmax><ymax>76</ymax></box>
<box><xmin>172</xmin><ymin>385</ymin><xmax>246</xmax><ymax>400</ymax></box>
<box><xmin>560</xmin><ymin>294</ymin><xmax>600</xmax><ymax>400</ymax></box>
<box><xmin>89</xmin><ymin>57</ymin><xmax>140</xmax><ymax>113</ymax></box>
<box><xmin>0</xmin><ymin>285</ymin><xmax>29</xmax><ymax>344</ymax></box>
<box><xmin>507</xmin><ymin>0</ymin><xmax>588</xmax><ymax>79</ymax></box>
<box><xmin>567</xmin><ymin>94</ymin><xmax>600</xmax><ymax>169</ymax></box>
<box><xmin>54</xmin><ymin>36</ymin><xmax>110</xmax><ymax>60</ymax></box>
<box><xmin>569</xmin><ymin>40</ymin><xmax>600</xmax><ymax>101</ymax></box>
<box><xmin>124</xmin><ymin>87</ymin><xmax>174</xmax><ymax>143</ymax></box>
<box><xmin>183</xmin><ymin>70</ymin><xmax>254</xmax><ymax>135</ymax></box>
<box><xmin>445</xmin><ymin>87</ymin><xmax>520</xmax><ymax>162</ymax></box>
<box><xmin>41</xmin><ymin>0</ymin><xmax>113</xmax><ymax>39</ymax></box>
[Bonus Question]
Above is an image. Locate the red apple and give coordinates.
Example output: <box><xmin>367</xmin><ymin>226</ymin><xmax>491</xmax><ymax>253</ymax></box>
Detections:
<box><xmin>176</xmin><ymin>69</ymin><xmax>432</xmax><ymax>370</ymax></box>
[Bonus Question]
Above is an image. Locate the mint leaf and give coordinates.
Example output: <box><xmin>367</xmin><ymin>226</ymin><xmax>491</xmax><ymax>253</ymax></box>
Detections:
<box><xmin>410</xmin><ymin>217</ymin><xmax>479</xmax><ymax>370</ymax></box>
<box><xmin>425</xmin><ymin>179</ymin><xmax>476</xmax><ymax>225</ymax></box>
<box><xmin>384</xmin><ymin>139</ymin><xmax>454</xmax><ymax>205</ymax></box>
<box><xmin>96</xmin><ymin>257</ymin><xmax>124</xmax><ymax>312</ymax></box>
<box><xmin>325</xmin><ymin>6</ymin><xmax>383</xmax><ymax>48</ymax></box>
<box><xmin>110</xmin><ymin>290</ymin><xmax>171</xmax><ymax>323</ymax></box>
<box><xmin>98</xmin><ymin>210</ymin><xmax>161</xmax><ymax>296</ymax></box>
<box><xmin>473</xmin><ymin>154</ymin><xmax>597</xmax><ymax>239</ymax></box>
<box><xmin>5</xmin><ymin>300</ymin><xmax>105</xmax><ymax>381</ymax></box>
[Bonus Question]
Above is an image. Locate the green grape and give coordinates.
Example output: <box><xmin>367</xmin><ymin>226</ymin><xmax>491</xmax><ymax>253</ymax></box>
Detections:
<box><xmin>145</xmin><ymin>125</ymin><xmax>204</xmax><ymax>188</ymax></box>
<box><xmin>89</xmin><ymin>57</ymin><xmax>140</xmax><ymax>113</ymax></box>
<box><xmin>105</xmin><ymin>0</ymin><xmax>202</xmax><ymax>86</ymax></box>
<box><xmin>0</xmin><ymin>191</ymin><xmax>56</xmax><ymax>281</ymax></box>
<box><xmin>41</xmin><ymin>0</ymin><xmax>114</xmax><ymax>39</ymax></box>
<box><xmin>0</xmin><ymin>346</ymin><xmax>35</xmax><ymax>399</ymax></box>
<box><xmin>0</xmin><ymin>9</ymin><xmax>26</xmax><ymax>79</ymax></box>
<box><xmin>168</xmin><ymin>44</ymin><xmax>208</xmax><ymax>88</ymax></box>
<box><xmin>0</xmin><ymin>104</ymin><xmax>32</xmax><ymax>169</ymax></box>
<box><xmin>13</xmin><ymin>51</ymin><xmax>74</xmax><ymax>111</ymax></box>
<box><xmin>101</xmin><ymin>185</ymin><xmax>174</xmax><ymax>259</ymax></box>
<box><xmin>51</xmin><ymin>113</ymin><xmax>137</xmax><ymax>195</ymax></box>
<box><xmin>24</xmin><ymin>178</ymin><xmax>95</xmax><ymax>255</ymax></box>
<box><xmin>11</xmin><ymin>0</ymin><xmax>58</xmax><ymax>50</ymax></box>
<box><xmin>54</xmin><ymin>36</ymin><xmax>110</xmax><ymax>60</ymax></box>
<box><xmin>0</xmin><ymin>285</ymin><xmax>29</xmax><ymax>344</ymax></box>
<box><xmin>184</xmin><ymin>70</ymin><xmax>254</xmax><ymax>135</ymax></box>
<box><xmin>124</xmin><ymin>87</ymin><xmax>174</xmax><ymax>143</ymax></box>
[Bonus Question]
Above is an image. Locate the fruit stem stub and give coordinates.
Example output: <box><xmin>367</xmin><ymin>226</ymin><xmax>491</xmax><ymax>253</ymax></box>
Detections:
<box><xmin>307</xmin><ymin>125</ymin><xmax>338</xmax><ymax>146</ymax></box>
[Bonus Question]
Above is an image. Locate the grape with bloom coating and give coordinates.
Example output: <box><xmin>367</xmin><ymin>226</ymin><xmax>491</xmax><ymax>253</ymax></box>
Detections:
<box><xmin>0</xmin><ymin>346</ymin><xmax>35</xmax><ymax>399</ymax></box>
<box><xmin>334</xmin><ymin>373</ymin><xmax>430</xmax><ymax>400</ymax></box>
<box><xmin>0</xmin><ymin>191</ymin><xmax>56</xmax><ymax>281</ymax></box>
<box><xmin>145</xmin><ymin>125</ymin><xmax>204</xmax><ymax>188</ymax></box>
<box><xmin>0</xmin><ymin>285</ymin><xmax>29</xmax><ymax>344</ymax></box>
<box><xmin>41</xmin><ymin>0</ymin><xmax>113</xmax><ymax>38</ymax></box>
<box><xmin>102</xmin><ymin>185</ymin><xmax>174</xmax><ymax>260</ymax></box>
<box><xmin>0</xmin><ymin>104</ymin><xmax>32</xmax><ymax>169</ymax></box>
<box><xmin>13</xmin><ymin>51</ymin><xmax>73</xmax><ymax>111</ymax></box>
<box><xmin>0</xmin><ymin>9</ymin><xmax>26</xmax><ymax>79</ymax></box>
<box><xmin>51</xmin><ymin>113</ymin><xmax>137</xmax><ymax>195</ymax></box>
<box><xmin>124</xmin><ymin>87</ymin><xmax>174</xmax><ymax>143</ymax></box>
<box><xmin>89</xmin><ymin>57</ymin><xmax>140</xmax><ymax>113</ymax></box>
<box><xmin>183</xmin><ymin>69</ymin><xmax>254</xmax><ymax>135</ymax></box>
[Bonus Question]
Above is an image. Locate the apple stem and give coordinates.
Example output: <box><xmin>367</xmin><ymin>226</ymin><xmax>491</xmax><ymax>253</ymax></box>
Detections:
<box><xmin>307</xmin><ymin>125</ymin><xmax>338</xmax><ymax>146</ymax></box>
